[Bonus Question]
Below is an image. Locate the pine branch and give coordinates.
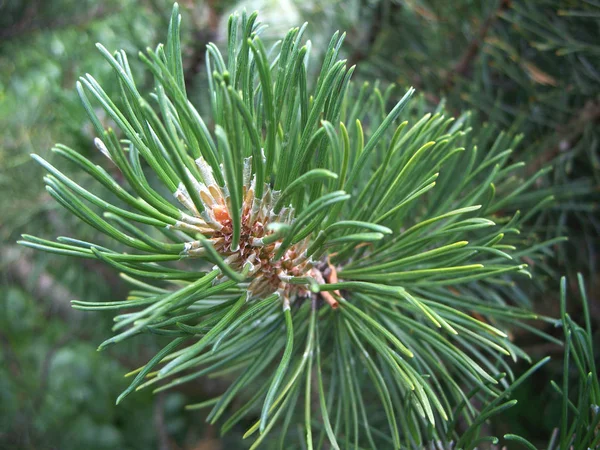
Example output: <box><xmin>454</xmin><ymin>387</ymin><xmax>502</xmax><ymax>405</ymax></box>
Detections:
<box><xmin>19</xmin><ymin>3</ymin><xmax>572</xmax><ymax>448</ymax></box>
<box><xmin>2</xmin><ymin>246</ymin><xmax>79</xmax><ymax>319</ymax></box>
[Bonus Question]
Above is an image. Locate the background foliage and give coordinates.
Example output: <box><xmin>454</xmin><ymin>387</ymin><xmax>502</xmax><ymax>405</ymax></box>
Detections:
<box><xmin>1</xmin><ymin>0</ymin><xmax>598</xmax><ymax>449</ymax></box>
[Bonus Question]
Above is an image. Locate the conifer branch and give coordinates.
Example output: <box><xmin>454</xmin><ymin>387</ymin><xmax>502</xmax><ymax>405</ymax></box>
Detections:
<box><xmin>20</xmin><ymin>3</ymin><xmax>578</xmax><ymax>448</ymax></box>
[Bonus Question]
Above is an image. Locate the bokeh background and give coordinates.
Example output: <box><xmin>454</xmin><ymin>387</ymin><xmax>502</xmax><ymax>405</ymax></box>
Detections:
<box><xmin>1</xmin><ymin>0</ymin><xmax>598</xmax><ymax>449</ymax></box>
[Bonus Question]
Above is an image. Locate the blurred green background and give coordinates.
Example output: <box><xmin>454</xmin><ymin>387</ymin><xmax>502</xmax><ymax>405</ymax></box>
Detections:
<box><xmin>1</xmin><ymin>0</ymin><xmax>598</xmax><ymax>449</ymax></box>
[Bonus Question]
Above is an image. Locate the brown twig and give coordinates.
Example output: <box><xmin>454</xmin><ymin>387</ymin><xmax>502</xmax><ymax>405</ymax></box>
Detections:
<box><xmin>444</xmin><ymin>0</ymin><xmax>511</xmax><ymax>89</ymax></box>
<box><xmin>346</xmin><ymin>1</ymin><xmax>388</xmax><ymax>70</ymax></box>
<box><xmin>182</xmin><ymin>0</ymin><xmax>220</xmax><ymax>90</ymax></box>
<box><xmin>2</xmin><ymin>246</ymin><xmax>79</xmax><ymax>320</ymax></box>
<box><xmin>154</xmin><ymin>392</ymin><xmax>172</xmax><ymax>450</ymax></box>
<box><xmin>311</xmin><ymin>266</ymin><xmax>339</xmax><ymax>309</ymax></box>
<box><xmin>528</xmin><ymin>99</ymin><xmax>600</xmax><ymax>174</ymax></box>
<box><xmin>0</xmin><ymin>332</ymin><xmax>22</xmax><ymax>379</ymax></box>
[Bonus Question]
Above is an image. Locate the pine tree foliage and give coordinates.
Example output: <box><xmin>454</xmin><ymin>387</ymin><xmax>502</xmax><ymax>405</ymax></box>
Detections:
<box><xmin>453</xmin><ymin>275</ymin><xmax>599</xmax><ymax>450</ymax></box>
<box><xmin>20</xmin><ymin>4</ymin><xmax>588</xmax><ymax>448</ymax></box>
<box><xmin>296</xmin><ymin>0</ymin><xmax>600</xmax><ymax>271</ymax></box>
<box><xmin>550</xmin><ymin>275</ymin><xmax>600</xmax><ymax>450</ymax></box>
<box><xmin>497</xmin><ymin>0</ymin><xmax>600</xmax><ymax>269</ymax></box>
